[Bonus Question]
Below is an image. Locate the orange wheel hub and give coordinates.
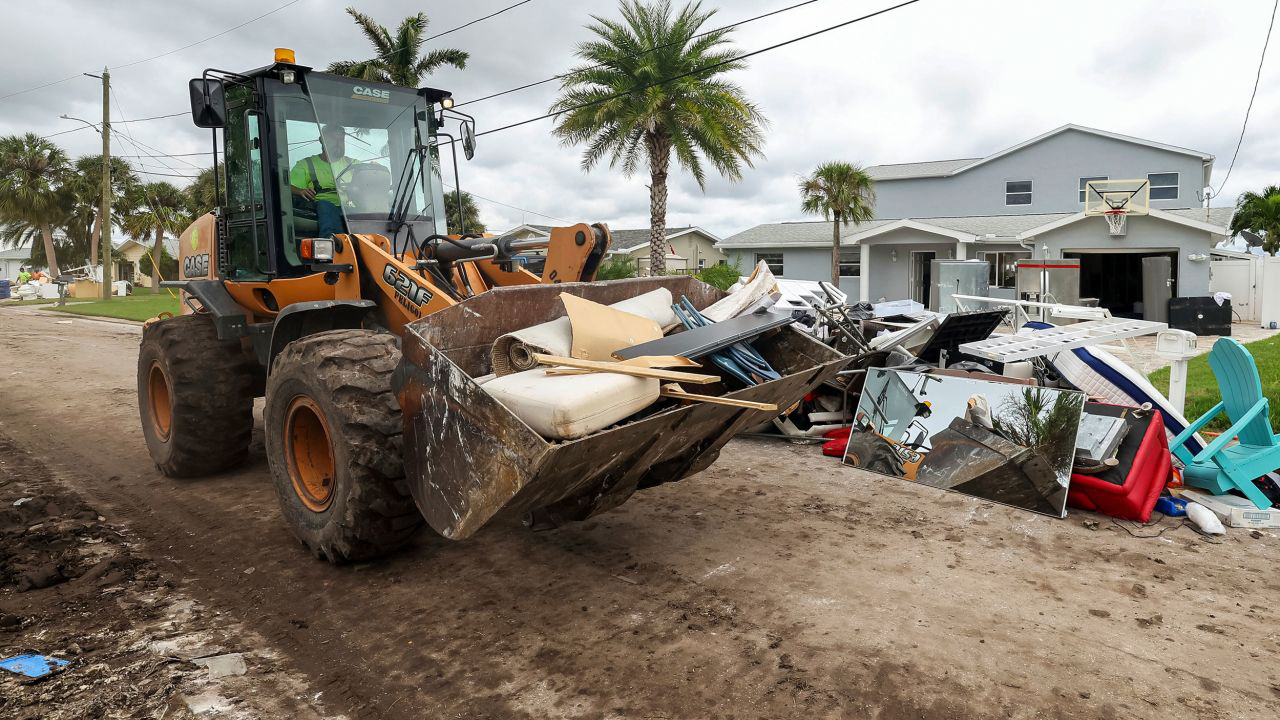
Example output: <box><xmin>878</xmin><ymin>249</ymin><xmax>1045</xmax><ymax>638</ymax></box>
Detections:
<box><xmin>147</xmin><ymin>362</ymin><xmax>173</xmax><ymax>440</ymax></box>
<box><xmin>284</xmin><ymin>395</ymin><xmax>336</xmax><ymax>512</ymax></box>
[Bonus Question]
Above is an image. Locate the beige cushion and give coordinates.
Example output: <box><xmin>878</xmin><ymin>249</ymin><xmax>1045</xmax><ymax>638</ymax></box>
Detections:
<box><xmin>482</xmin><ymin>369</ymin><xmax>659</xmax><ymax>440</ymax></box>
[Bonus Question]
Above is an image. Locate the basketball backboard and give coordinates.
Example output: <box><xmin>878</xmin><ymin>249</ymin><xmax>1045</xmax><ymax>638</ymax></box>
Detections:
<box><xmin>1083</xmin><ymin>179</ymin><xmax>1150</xmax><ymax>216</ymax></box>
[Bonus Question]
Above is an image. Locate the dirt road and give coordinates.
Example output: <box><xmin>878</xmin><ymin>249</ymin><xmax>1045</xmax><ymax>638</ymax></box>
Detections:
<box><xmin>2</xmin><ymin>307</ymin><xmax>1278</xmax><ymax>719</ymax></box>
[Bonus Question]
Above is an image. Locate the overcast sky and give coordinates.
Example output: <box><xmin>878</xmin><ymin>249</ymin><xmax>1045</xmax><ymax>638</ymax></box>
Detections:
<box><xmin>2</xmin><ymin>0</ymin><xmax>1277</xmax><ymax>238</ymax></box>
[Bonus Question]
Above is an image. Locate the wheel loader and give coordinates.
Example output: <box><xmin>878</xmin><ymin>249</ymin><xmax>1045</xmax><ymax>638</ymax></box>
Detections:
<box><xmin>138</xmin><ymin>50</ymin><xmax>849</xmax><ymax>562</ymax></box>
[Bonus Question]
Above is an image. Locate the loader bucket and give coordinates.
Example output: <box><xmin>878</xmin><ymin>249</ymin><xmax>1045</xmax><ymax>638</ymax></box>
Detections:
<box><xmin>393</xmin><ymin>276</ymin><xmax>852</xmax><ymax>540</ymax></box>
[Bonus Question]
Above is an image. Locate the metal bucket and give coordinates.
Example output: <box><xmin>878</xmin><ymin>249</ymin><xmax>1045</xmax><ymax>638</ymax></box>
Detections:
<box><xmin>393</xmin><ymin>276</ymin><xmax>851</xmax><ymax>540</ymax></box>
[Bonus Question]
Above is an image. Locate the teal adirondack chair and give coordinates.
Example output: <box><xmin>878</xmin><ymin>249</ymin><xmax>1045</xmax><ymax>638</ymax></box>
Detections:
<box><xmin>1170</xmin><ymin>338</ymin><xmax>1279</xmax><ymax>510</ymax></box>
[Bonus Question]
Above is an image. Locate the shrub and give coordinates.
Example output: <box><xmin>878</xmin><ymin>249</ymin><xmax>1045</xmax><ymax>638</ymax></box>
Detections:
<box><xmin>695</xmin><ymin>261</ymin><xmax>741</xmax><ymax>291</ymax></box>
<box><xmin>595</xmin><ymin>256</ymin><xmax>638</xmax><ymax>280</ymax></box>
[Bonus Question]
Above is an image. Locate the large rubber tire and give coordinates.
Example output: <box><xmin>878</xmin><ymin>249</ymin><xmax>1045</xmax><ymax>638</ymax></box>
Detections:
<box><xmin>844</xmin><ymin>432</ymin><xmax>903</xmax><ymax>477</ymax></box>
<box><xmin>137</xmin><ymin>313</ymin><xmax>256</xmax><ymax>477</ymax></box>
<box><xmin>264</xmin><ymin>330</ymin><xmax>423</xmax><ymax>562</ymax></box>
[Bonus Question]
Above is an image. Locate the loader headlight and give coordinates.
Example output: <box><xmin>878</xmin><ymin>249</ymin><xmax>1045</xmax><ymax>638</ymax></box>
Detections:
<box><xmin>300</xmin><ymin>238</ymin><xmax>334</xmax><ymax>262</ymax></box>
<box><xmin>441</xmin><ymin>95</ymin><xmax>454</xmax><ymax>109</ymax></box>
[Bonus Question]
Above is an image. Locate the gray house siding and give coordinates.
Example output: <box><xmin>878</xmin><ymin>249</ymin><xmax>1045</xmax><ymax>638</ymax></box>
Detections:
<box><xmin>873</xmin><ymin>129</ymin><xmax>1208</xmax><ymax>218</ymax></box>
<box><xmin>724</xmin><ymin>247</ymin><xmax>861</xmax><ymax>297</ymax></box>
<box><xmin>1033</xmin><ymin>214</ymin><xmax>1213</xmax><ymax>297</ymax></box>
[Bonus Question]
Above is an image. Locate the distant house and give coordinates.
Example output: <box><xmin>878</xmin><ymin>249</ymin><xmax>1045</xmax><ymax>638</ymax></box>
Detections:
<box><xmin>115</xmin><ymin>237</ymin><xmax>180</xmax><ymax>287</ymax></box>
<box><xmin>500</xmin><ymin>224</ymin><xmax>726</xmax><ymax>274</ymax></box>
<box><xmin>719</xmin><ymin>124</ymin><xmax>1236</xmax><ymax>318</ymax></box>
<box><xmin>0</xmin><ymin>247</ymin><xmax>31</xmax><ymax>280</ymax></box>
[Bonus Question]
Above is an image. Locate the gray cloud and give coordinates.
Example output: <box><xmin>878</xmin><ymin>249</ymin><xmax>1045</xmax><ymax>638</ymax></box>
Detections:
<box><xmin>2</xmin><ymin>0</ymin><xmax>1276</xmax><ymax>238</ymax></box>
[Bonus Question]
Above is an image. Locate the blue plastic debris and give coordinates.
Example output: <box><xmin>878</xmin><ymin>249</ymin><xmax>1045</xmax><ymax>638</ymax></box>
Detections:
<box><xmin>1155</xmin><ymin>495</ymin><xmax>1188</xmax><ymax>517</ymax></box>
<box><xmin>0</xmin><ymin>654</ymin><xmax>70</xmax><ymax>679</ymax></box>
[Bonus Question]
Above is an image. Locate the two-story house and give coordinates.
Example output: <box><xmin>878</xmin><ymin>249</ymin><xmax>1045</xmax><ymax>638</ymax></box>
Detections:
<box><xmin>719</xmin><ymin>125</ymin><xmax>1235</xmax><ymax>318</ymax></box>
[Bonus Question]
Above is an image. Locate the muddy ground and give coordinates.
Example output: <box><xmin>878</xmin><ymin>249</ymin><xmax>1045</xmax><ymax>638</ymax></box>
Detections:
<box><xmin>1</xmin><ymin>306</ymin><xmax>1278</xmax><ymax>719</ymax></box>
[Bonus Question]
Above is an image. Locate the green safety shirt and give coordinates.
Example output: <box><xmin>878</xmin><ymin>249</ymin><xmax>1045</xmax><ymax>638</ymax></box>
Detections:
<box><xmin>289</xmin><ymin>155</ymin><xmax>351</xmax><ymax>206</ymax></box>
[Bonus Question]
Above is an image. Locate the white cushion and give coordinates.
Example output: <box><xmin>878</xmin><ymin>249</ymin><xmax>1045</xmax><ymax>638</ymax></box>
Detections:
<box><xmin>482</xmin><ymin>369</ymin><xmax>659</xmax><ymax>440</ymax></box>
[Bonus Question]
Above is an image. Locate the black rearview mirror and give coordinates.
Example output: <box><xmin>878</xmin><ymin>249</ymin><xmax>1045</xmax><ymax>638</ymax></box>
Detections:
<box><xmin>188</xmin><ymin>78</ymin><xmax>227</xmax><ymax>129</ymax></box>
<box><xmin>461</xmin><ymin>121</ymin><xmax>476</xmax><ymax>161</ymax></box>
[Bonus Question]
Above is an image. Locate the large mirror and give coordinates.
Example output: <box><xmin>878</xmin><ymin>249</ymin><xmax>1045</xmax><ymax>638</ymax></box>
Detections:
<box><xmin>188</xmin><ymin>78</ymin><xmax>227</xmax><ymax>129</ymax></box>
<box><xmin>460</xmin><ymin>120</ymin><xmax>476</xmax><ymax>161</ymax></box>
<box><xmin>845</xmin><ymin>369</ymin><xmax>1085</xmax><ymax>517</ymax></box>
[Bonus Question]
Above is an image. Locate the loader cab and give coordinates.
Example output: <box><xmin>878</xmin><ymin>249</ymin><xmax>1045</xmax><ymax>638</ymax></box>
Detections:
<box><xmin>192</xmin><ymin>58</ymin><xmax>455</xmax><ymax>282</ymax></box>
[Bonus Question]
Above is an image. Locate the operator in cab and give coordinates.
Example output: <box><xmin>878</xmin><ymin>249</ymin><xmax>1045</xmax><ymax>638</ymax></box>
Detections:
<box><xmin>289</xmin><ymin>124</ymin><xmax>352</xmax><ymax>237</ymax></box>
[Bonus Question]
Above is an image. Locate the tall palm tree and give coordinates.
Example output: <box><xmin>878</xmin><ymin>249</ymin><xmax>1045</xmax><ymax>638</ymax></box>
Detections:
<box><xmin>1229</xmin><ymin>184</ymin><xmax>1280</xmax><ymax>255</ymax></box>
<box><xmin>65</xmin><ymin>154</ymin><xmax>137</xmax><ymax>267</ymax></box>
<box><xmin>327</xmin><ymin>7</ymin><xmax>468</xmax><ymax>87</ymax></box>
<box><xmin>550</xmin><ymin>0</ymin><xmax>766</xmax><ymax>275</ymax></box>
<box><xmin>123</xmin><ymin>182</ymin><xmax>190</xmax><ymax>289</ymax></box>
<box><xmin>444</xmin><ymin>191</ymin><xmax>485</xmax><ymax>234</ymax></box>
<box><xmin>0</xmin><ymin>133</ymin><xmax>71</xmax><ymax>275</ymax></box>
<box><xmin>799</xmin><ymin>162</ymin><xmax>876</xmax><ymax>286</ymax></box>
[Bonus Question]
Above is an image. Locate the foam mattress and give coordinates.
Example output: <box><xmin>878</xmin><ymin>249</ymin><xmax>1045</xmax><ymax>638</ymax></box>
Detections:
<box><xmin>481</xmin><ymin>368</ymin><xmax>660</xmax><ymax>440</ymax></box>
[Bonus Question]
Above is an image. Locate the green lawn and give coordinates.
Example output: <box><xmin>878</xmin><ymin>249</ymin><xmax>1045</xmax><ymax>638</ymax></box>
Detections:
<box><xmin>1148</xmin><ymin>333</ymin><xmax>1280</xmax><ymax>433</ymax></box>
<box><xmin>51</xmin><ymin>292</ymin><xmax>181</xmax><ymax>322</ymax></box>
<box><xmin>1</xmin><ymin>297</ymin><xmax>57</xmax><ymax>306</ymax></box>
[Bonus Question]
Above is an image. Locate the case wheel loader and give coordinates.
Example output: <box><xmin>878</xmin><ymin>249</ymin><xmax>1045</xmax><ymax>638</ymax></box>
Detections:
<box><xmin>137</xmin><ymin>51</ymin><xmax>850</xmax><ymax>563</ymax></box>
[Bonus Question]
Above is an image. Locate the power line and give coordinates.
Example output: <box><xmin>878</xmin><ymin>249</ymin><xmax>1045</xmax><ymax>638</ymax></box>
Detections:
<box><xmin>113</xmin><ymin>151</ymin><xmax>211</xmax><ymax>159</ymax></box>
<box><xmin>1</xmin><ymin>1</ymin><xmax>299</xmax><ymax>103</ymax></box>
<box><xmin>112</xmin><ymin>0</ymin><xmax>302</xmax><ymax>71</ymax></box>
<box><xmin>456</xmin><ymin>0</ymin><xmax>823</xmax><ymax>109</ymax></box>
<box><xmin>130</xmin><ymin>169</ymin><xmax>202</xmax><ymax>179</ymax></box>
<box><xmin>1213</xmin><ymin>0</ymin><xmax>1278</xmax><ymax>197</ymax></box>
<box><xmin>342</xmin><ymin>1</ymin><xmax>537</xmax><ymax>70</ymax></box>
<box><xmin>477</xmin><ymin>0</ymin><xmax>923</xmax><ymax>139</ymax></box>
<box><xmin>41</xmin><ymin>111</ymin><xmax>188</xmax><ymax>140</ymax></box>
<box><xmin>444</xmin><ymin>181</ymin><xmax>571</xmax><ymax>224</ymax></box>
<box><xmin>424</xmin><ymin>1</ymin><xmax>534</xmax><ymax>43</ymax></box>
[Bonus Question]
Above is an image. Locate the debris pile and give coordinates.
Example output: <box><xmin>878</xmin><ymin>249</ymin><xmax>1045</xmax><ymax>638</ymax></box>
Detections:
<box><xmin>748</xmin><ymin>291</ymin><xmax>1280</xmax><ymax>537</ymax></box>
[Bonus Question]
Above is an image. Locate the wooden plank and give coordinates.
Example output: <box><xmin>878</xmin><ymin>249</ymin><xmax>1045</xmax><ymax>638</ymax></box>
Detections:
<box><xmin>532</xmin><ymin>354</ymin><xmax>719</xmax><ymax>384</ymax></box>
<box><xmin>543</xmin><ymin>355</ymin><xmax>703</xmax><ymax>376</ymax></box>
<box><xmin>660</xmin><ymin>384</ymin><xmax>778</xmax><ymax>411</ymax></box>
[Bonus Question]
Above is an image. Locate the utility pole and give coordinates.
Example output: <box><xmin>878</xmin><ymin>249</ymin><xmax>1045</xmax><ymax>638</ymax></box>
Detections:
<box><xmin>100</xmin><ymin>68</ymin><xmax>112</xmax><ymax>301</ymax></box>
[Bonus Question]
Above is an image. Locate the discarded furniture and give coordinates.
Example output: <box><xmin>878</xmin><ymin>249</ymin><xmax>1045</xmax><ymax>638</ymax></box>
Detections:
<box><xmin>846</xmin><ymin>369</ymin><xmax>1085</xmax><ymax>518</ymax></box>
<box><xmin>1170</xmin><ymin>337</ymin><xmax>1280</xmax><ymax>510</ymax></box>
<box><xmin>1168</xmin><ymin>296</ymin><xmax>1232</xmax><ymax>336</ymax></box>
<box><xmin>614</xmin><ymin>306</ymin><xmax>793</xmax><ymax>361</ymax></box>
<box><xmin>912</xmin><ymin>309</ymin><xmax>1007</xmax><ymax>364</ymax></box>
<box><xmin>1027</xmin><ymin>321</ymin><xmax>1204</xmax><ymax>455</ymax></box>
<box><xmin>482</xmin><ymin>368</ymin><xmax>660</xmax><ymax>440</ymax></box>
<box><xmin>958</xmin><ymin>317</ymin><xmax>1166</xmax><ymax>363</ymax></box>
<box><xmin>395</xmin><ymin>276</ymin><xmax>851</xmax><ymax>539</ymax></box>
<box><xmin>1068</xmin><ymin>403</ymin><xmax>1171</xmax><ymax>522</ymax></box>
<box><xmin>951</xmin><ymin>294</ymin><xmax>1111</xmax><ymax>328</ymax></box>
<box><xmin>669</xmin><ymin>297</ymin><xmax>782</xmax><ymax>386</ymax></box>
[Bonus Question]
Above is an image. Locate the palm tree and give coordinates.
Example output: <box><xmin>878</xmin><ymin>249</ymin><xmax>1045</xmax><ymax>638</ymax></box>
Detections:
<box><xmin>444</xmin><ymin>191</ymin><xmax>485</xmax><ymax>234</ymax></box>
<box><xmin>993</xmin><ymin>388</ymin><xmax>1085</xmax><ymax>476</ymax></box>
<box><xmin>550</xmin><ymin>0</ymin><xmax>766</xmax><ymax>275</ymax></box>
<box><xmin>65</xmin><ymin>154</ymin><xmax>137</xmax><ymax>267</ymax></box>
<box><xmin>327</xmin><ymin>7</ymin><xmax>468</xmax><ymax>87</ymax></box>
<box><xmin>123</xmin><ymin>182</ymin><xmax>190</xmax><ymax>289</ymax></box>
<box><xmin>184</xmin><ymin>165</ymin><xmax>221</xmax><ymax>218</ymax></box>
<box><xmin>1230</xmin><ymin>184</ymin><xmax>1280</xmax><ymax>255</ymax></box>
<box><xmin>0</xmin><ymin>133</ymin><xmax>71</xmax><ymax>275</ymax></box>
<box><xmin>799</xmin><ymin>162</ymin><xmax>876</xmax><ymax>286</ymax></box>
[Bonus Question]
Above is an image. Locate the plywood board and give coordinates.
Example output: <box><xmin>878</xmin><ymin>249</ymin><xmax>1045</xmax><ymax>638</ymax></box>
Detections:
<box><xmin>561</xmin><ymin>293</ymin><xmax>663</xmax><ymax>362</ymax></box>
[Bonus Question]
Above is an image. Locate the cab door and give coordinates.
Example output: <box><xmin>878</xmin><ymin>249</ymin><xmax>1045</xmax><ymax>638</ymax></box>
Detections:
<box><xmin>222</xmin><ymin>83</ymin><xmax>272</xmax><ymax>279</ymax></box>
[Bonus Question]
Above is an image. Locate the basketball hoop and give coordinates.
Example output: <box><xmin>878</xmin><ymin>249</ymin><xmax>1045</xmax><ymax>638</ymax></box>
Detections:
<box><xmin>1103</xmin><ymin>209</ymin><xmax>1128</xmax><ymax>237</ymax></box>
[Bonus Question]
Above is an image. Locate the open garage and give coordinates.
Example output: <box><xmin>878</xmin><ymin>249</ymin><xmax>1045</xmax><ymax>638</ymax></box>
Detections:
<box><xmin>1063</xmin><ymin>249</ymin><xmax>1179</xmax><ymax>319</ymax></box>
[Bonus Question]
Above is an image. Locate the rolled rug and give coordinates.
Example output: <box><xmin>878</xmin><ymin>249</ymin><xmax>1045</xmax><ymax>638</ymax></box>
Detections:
<box><xmin>491</xmin><ymin>288</ymin><xmax>678</xmax><ymax>376</ymax></box>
